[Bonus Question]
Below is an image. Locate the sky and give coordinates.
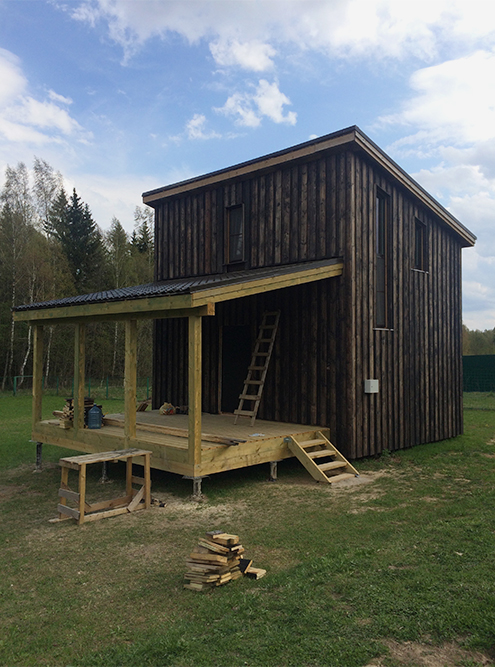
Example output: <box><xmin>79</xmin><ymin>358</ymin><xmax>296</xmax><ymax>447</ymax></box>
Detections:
<box><xmin>0</xmin><ymin>0</ymin><xmax>494</xmax><ymax>330</ymax></box>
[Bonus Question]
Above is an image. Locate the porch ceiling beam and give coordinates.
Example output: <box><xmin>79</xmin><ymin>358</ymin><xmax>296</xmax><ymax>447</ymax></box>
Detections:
<box><xmin>13</xmin><ymin>302</ymin><xmax>215</xmax><ymax>325</ymax></box>
<box><xmin>190</xmin><ymin>260</ymin><xmax>344</xmax><ymax>306</ymax></box>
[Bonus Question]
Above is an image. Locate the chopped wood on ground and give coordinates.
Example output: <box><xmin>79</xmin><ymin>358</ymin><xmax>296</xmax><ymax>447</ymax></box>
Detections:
<box><xmin>184</xmin><ymin>531</ymin><xmax>266</xmax><ymax>591</ymax></box>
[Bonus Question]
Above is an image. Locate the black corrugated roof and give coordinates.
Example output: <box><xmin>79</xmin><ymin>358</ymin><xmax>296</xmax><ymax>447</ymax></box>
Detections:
<box><xmin>14</xmin><ymin>259</ymin><xmax>341</xmax><ymax>312</ymax></box>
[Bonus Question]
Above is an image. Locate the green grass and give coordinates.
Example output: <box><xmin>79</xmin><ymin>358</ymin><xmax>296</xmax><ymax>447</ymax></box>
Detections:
<box><xmin>0</xmin><ymin>393</ymin><xmax>494</xmax><ymax>666</ymax></box>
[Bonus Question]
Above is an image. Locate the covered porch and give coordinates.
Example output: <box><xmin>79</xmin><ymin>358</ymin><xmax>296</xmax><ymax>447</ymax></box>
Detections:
<box><xmin>13</xmin><ymin>259</ymin><xmax>343</xmax><ymax>491</ymax></box>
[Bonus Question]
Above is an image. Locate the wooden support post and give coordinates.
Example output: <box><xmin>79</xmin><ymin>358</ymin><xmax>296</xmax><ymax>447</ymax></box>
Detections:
<box><xmin>35</xmin><ymin>442</ymin><xmax>43</xmax><ymax>472</ymax></box>
<box><xmin>193</xmin><ymin>477</ymin><xmax>202</xmax><ymax>498</ymax></box>
<box><xmin>58</xmin><ymin>466</ymin><xmax>69</xmax><ymax>520</ymax></box>
<box><xmin>144</xmin><ymin>452</ymin><xmax>151</xmax><ymax>509</ymax></box>
<box><xmin>99</xmin><ymin>461</ymin><xmax>109</xmax><ymax>483</ymax></box>
<box><xmin>188</xmin><ymin>314</ymin><xmax>202</xmax><ymax>468</ymax></box>
<box><xmin>78</xmin><ymin>463</ymin><xmax>87</xmax><ymax>525</ymax></box>
<box><xmin>32</xmin><ymin>324</ymin><xmax>44</xmax><ymax>431</ymax></box>
<box><xmin>73</xmin><ymin>323</ymin><xmax>86</xmax><ymax>433</ymax></box>
<box><xmin>124</xmin><ymin>319</ymin><xmax>137</xmax><ymax>444</ymax></box>
<box><xmin>269</xmin><ymin>461</ymin><xmax>278</xmax><ymax>481</ymax></box>
<box><xmin>126</xmin><ymin>457</ymin><xmax>133</xmax><ymax>500</ymax></box>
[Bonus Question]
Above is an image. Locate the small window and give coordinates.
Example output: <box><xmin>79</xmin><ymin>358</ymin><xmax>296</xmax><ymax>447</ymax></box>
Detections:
<box><xmin>376</xmin><ymin>189</ymin><xmax>390</xmax><ymax>328</ymax></box>
<box><xmin>414</xmin><ymin>219</ymin><xmax>427</xmax><ymax>271</ymax></box>
<box><xmin>226</xmin><ymin>205</ymin><xmax>244</xmax><ymax>264</ymax></box>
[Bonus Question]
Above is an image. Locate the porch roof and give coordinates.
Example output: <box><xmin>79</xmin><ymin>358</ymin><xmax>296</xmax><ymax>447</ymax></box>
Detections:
<box><xmin>13</xmin><ymin>257</ymin><xmax>343</xmax><ymax>325</ymax></box>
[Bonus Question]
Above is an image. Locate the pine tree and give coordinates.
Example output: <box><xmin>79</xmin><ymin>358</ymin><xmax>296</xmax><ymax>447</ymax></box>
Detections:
<box><xmin>48</xmin><ymin>188</ymin><xmax>106</xmax><ymax>293</ymax></box>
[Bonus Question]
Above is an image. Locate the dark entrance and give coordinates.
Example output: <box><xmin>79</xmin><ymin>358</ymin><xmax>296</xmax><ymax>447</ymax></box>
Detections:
<box><xmin>221</xmin><ymin>325</ymin><xmax>252</xmax><ymax>413</ymax></box>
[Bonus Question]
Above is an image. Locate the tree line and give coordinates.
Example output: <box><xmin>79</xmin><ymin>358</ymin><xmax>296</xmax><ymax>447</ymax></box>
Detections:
<box><xmin>0</xmin><ymin>158</ymin><xmax>154</xmax><ymax>392</ymax></box>
<box><xmin>463</xmin><ymin>325</ymin><xmax>495</xmax><ymax>356</ymax></box>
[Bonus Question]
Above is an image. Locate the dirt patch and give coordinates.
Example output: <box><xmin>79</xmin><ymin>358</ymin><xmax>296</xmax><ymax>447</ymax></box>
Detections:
<box><xmin>148</xmin><ymin>492</ymin><xmax>249</xmax><ymax>528</ymax></box>
<box><xmin>366</xmin><ymin>639</ymin><xmax>492</xmax><ymax>667</ymax></box>
<box><xmin>0</xmin><ymin>484</ymin><xmax>25</xmax><ymax>502</ymax></box>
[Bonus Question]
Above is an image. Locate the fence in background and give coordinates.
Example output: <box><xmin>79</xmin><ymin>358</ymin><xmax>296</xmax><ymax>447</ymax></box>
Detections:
<box><xmin>463</xmin><ymin>355</ymin><xmax>495</xmax><ymax>392</ymax></box>
<box><xmin>10</xmin><ymin>376</ymin><xmax>151</xmax><ymax>400</ymax></box>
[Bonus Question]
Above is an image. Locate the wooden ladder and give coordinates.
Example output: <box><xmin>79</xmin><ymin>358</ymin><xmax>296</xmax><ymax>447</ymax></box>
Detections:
<box><xmin>287</xmin><ymin>431</ymin><xmax>359</xmax><ymax>484</ymax></box>
<box><xmin>234</xmin><ymin>310</ymin><xmax>281</xmax><ymax>426</ymax></box>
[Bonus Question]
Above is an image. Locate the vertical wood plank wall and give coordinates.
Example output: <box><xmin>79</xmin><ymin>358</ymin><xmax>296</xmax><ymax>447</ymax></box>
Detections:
<box><xmin>153</xmin><ymin>148</ymin><xmax>465</xmax><ymax>459</ymax></box>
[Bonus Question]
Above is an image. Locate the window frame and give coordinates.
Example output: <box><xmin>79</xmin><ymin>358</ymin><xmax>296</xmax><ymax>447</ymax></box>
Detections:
<box><xmin>413</xmin><ymin>218</ymin><xmax>428</xmax><ymax>272</ymax></box>
<box><xmin>375</xmin><ymin>187</ymin><xmax>392</xmax><ymax>330</ymax></box>
<box><xmin>225</xmin><ymin>204</ymin><xmax>245</xmax><ymax>266</ymax></box>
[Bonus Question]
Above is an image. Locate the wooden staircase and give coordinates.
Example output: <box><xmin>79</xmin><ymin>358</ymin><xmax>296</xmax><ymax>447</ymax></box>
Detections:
<box><xmin>234</xmin><ymin>310</ymin><xmax>280</xmax><ymax>426</ymax></box>
<box><xmin>287</xmin><ymin>431</ymin><xmax>359</xmax><ymax>484</ymax></box>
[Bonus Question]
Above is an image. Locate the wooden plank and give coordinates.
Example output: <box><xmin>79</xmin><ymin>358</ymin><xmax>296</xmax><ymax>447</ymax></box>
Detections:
<box><xmin>32</xmin><ymin>324</ymin><xmax>43</xmax><ymax>430</ymax></box>
<box><xmin>287</xmin><ymin>436</ymin><xmax>331</xmax><ymax>483</ymax></box>
<box><xmin>73</xmin><ymin>323</ymin><xmax>85</xmax><ymax>433</ymax></box>
<box><xmin>57</xmin><ymin>503</ymin><xmax>80</xmax><ymax>520</ymax></box>
<box><xmin>85</xmin><ymin>495</ymin><xmax>132</xmax><ymax>513</ymax></box>
<box><xmin>82</xmin><ymin>507</ymin><xmax>129</xmax><ymax>523</ymax></box>
<box><xmin>144</xmin><ymin>452</ymin><xmax>151</xmax><ymax>509</ymax></box>
<box><xmin>188</xmin><ymin>314</ymin><xmax>202</xmax><ymax>468</ymax></box>
<box><xmin>124</xmin><ymin>319</ymin><xmax>137</xmax><ymax>442</ymax></box>
<box><xmin>127</xmin><ymin>485</ymin><xmax>144</xmax><ymax>512</ymax></box>
<box><xmin>58</xmin><ymin>488</ymin><xmax>80</xmax><ymax>503</ymax></box>
<box><xmin>102</xmin><ymin>417</ymin><xmax>245</xmax><ymax>445</ymax></box>
<box><xmin>78</xmin><ymin>462</ymin><xmax>86</xmax><ymax>524</ymax></box>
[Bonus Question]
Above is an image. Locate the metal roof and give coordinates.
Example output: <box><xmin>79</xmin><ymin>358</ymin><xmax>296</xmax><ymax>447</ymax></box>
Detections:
<box><xmin>13</xmin><ymin>258</ymin><xmax>343</xmax><ymax>321</ymax></box>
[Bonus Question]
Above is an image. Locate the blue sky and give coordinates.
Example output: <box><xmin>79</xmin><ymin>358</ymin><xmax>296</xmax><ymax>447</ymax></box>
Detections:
<box><xmin>0</xmin><ymin>0</ymin><xmax>494</xmax><ymax>329</ymax></box>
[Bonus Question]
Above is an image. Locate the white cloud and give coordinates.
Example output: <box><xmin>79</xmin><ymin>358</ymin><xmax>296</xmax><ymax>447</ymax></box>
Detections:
<box><xmin>70</xmin><ymin>0</ymin><xmax>495</xmax><ymax>63</ymax></box>
<box><xmin>0</xmin><ymin>48</ymin><xmax>89</xmax><ymax>146</ymax></box>
<box><xmin>0</xmin><ymin>48</ymin><xmax>27</xmax><ymax>106</ymax></box>
<box><xmin>216</xmin><ymin>79</ymin><xmax>296</xmax><ymax>127</ymax></box>
<box><xmin>185</xmin><ymin>114</ymin><xmax>220</xmax><ymax>140</ymax></box>
<box><xmin>210</xmin><ymin>39</ymin><xmax>276</xmax><ymax>71</ymax></box>
<box><xmin>381</xmin><ymin>50</ymin><xmax>495</xmax><ymax>147</ymax></box>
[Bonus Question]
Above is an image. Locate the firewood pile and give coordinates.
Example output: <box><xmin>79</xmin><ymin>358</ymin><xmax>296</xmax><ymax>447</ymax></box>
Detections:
<box><xmin>56</xmin><ymin>397</ymin><xmax>100</xmax><ymax>429</ymax></box>
<box><xmin>184</xmin><ymin>531</ymin><xmax>266</xmax><ymax>591</ymax></box>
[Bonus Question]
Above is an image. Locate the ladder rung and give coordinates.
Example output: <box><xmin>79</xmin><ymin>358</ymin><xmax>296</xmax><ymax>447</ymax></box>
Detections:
<box><xmin>234</xmin><ymin>409</ymin><xmax>256</xmax><ymax>416</ymax></box>
<box><xmin>245</xmin><ymin>380</ymin><xmax>263</xmax><ymax>385</ymax></box>
<box><xmin>257</xmin><ymin>338</ymin><xmax>273</xmax><ymax>343</ymax></box>
<box><xmin>319</xmin><ymin>461</ymin><xmax>347</xmax><ymax>472</ymax></box>
<box><xmin>298</xmin><ymin>439</ymin><xmax>327</xmax><ymax>448</ymax></box>
<box><xmin>239</xmin><ymin>394</ymin><xmax>261</xmax><ymax>401</ymax></box>
<box><xmin>253</xmin><ymin>352</ymin><xmax>269</xmax><ymax>357</ymax></box>
<box><xmin>308</xmin><ymin>449</ymin><xmax>336</xmax><ymax>459</ymax></box>
<box><xmin>248</xmin><ymin>365</ymin><xmax>265</xmax><ymax>371</ymax></box>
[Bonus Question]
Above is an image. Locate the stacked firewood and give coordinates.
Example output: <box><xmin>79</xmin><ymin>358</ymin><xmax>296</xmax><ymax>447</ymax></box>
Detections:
<box><xmin>56</xmin><ymin>397</ymin><xmax>99</xmax><ymax>428</ymax></box>
<box><xmin>184</xmin><ymin>531</ymin><xmax>266</xmax><ymax>591</ymax></box>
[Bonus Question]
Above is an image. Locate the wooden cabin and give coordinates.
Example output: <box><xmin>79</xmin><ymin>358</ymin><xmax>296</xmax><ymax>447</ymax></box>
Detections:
<box><xmin>14</xmin><ymin>126</ymin><xmax>476</xmax><ymax>492</ymax></box>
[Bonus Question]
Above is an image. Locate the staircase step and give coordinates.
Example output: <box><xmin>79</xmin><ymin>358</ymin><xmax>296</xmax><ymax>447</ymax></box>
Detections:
<box><xmin>308</xmin><ymin>448</ymin><xmax>337</xmax><ymax>459</ymax></box>
<box><xmin>326</xmin><ymin>472</ymin><xmax>356</xmax><ymax>484</ymax></box>
<box><xmin>318</xmin><ymin>460</ymin><xmax>347</xmax><ymax>472</ymax></box>
<box><xmin>298</xmin><ymin>438</ymin><xmax>327</xmax><ymax>449</ymax></box>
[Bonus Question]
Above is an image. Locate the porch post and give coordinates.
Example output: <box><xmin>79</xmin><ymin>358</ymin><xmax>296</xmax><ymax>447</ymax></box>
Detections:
<box><xmin>188</xmin><ymin>314</ymin><xmax>202</xmax><ymax>468</ymax></box>
<box><xmin>124</xmin><ymin>319</ymin><xmax>137</xmax><ymax>443</ymax></box>
<box><xmin>73</xmin><ymin>323</ymin><xmax>86</xmax><ymax>433</ymax></box>
<box><xmin>32</xmin><ymin>324</ymin><xmax>44</xmax><ymax>431</ymax></box>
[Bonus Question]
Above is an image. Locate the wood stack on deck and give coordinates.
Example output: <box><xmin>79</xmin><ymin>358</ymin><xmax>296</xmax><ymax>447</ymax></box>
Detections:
<box><xmin>184</xmin><ymin>531</ymin><xmax>265</xmax><ymax>591</ymax></box>
<box><xmin>58</xmin><ymin>397</ymin><xmax>98</xmax><ymax>429</ymax></box>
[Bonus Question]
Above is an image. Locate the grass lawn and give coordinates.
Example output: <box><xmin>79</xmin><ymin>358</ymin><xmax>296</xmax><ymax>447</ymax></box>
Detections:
<box><xmin>0</xmin><ymin>393</ymin><xmax>494</xmax><ymax>666</ymax></box>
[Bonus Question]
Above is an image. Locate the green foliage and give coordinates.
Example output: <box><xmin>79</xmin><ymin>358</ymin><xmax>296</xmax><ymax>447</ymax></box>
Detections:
<box><xmin>463</xmin><ymin>324</ymin><xmax>495</xmax><ymax>355</ymax></box>
<box><xmin>0</xmin><ymin>159</ymin><xmax>153</xmax><ymax>391</ymax></box>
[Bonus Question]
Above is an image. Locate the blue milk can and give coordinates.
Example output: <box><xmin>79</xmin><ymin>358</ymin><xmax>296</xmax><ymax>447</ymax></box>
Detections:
<box><xmin>87</xmin><ymin>404</ymin><xmax>103</xmax><ymax>429</ymax></box>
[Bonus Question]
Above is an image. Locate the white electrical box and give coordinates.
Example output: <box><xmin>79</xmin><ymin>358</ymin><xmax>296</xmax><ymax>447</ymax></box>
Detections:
<box><xmin>364</xmin><ymin>379</ymin><xmax>379</xmax><ymax>394</ymax></box>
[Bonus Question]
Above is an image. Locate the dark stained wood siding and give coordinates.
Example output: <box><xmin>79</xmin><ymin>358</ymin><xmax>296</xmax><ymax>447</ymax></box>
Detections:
<box><xmin>152</xmin><ymin>146</ymin><xmax>465</xmax><ymax>459</ymax></box>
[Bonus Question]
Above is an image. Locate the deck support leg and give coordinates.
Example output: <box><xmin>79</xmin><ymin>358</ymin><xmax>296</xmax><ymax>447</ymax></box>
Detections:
<box><xmin>192</xmin><ymin>477</ymin><xmax>202</xmax><ymax>498</ymax></box>
<box><xmin>99</xmin><ymin>461</ymin><xmax>109</xmax><ymax>483</ymax></box>
<box><xmin>34</xmin><ymin>442</ymin><xmax>43</xmax><ymax>472</ymax></box>
<box><xmin>269</xmin><ymin>461</ymin><xmax>278</xmax><ymax>481</ymax></box>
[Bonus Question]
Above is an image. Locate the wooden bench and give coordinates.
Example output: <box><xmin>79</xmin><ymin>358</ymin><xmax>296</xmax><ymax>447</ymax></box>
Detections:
<box><xmin>54</xmin><ymin>448</ymin><xmax>152</xmax><ymax>525</ymax></box>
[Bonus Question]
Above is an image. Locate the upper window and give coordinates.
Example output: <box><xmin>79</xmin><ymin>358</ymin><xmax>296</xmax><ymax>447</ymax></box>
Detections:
<box><xmin>376</xmin><ymin>188</ymin><xmax>390</xmax><ymax>329</ymax></box>
<box><xmin>226</xmin><ymin>205</ymin><xmax>244</xmax><ymax>265</ymax></box>
<box><xmin>414</xmin><ymin>219</ymin><xmax>428</xmax><ymax>271</ymax></box>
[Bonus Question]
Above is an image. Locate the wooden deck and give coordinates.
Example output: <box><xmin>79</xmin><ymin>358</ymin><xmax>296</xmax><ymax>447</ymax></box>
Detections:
<box><xmin>35</xmin><ymin>411</ymin><xmax>330</xmax><ymax>478</ymax></box>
